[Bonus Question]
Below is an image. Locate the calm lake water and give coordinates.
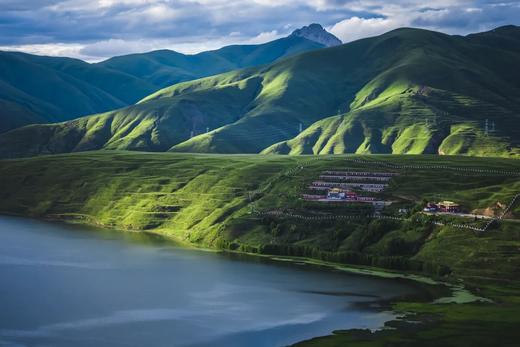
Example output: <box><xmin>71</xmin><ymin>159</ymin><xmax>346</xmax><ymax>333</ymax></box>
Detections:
<box><xmin>0</xmin><ymin>216</ymin><xmax>434</xmax><ymax>347</ymax></box>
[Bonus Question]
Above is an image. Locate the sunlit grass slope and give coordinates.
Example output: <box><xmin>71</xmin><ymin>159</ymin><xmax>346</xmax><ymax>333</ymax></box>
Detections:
<box><xmin>1</xmin><ymin>26</ymin><xmax>519</xmax><ymax>157</ymax></box>
<box><xmin>0</xmin><ymin>152</ymin><xmax>518</xmax><ymax>282</ymax></box>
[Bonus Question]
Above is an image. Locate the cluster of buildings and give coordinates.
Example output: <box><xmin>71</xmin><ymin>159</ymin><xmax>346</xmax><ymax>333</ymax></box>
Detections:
<box><xmin>310</xmin><ymin>181</ymin><xmax>388</xmax><ymax>193</ymax></box>
<box><xmin>302</xmin><ymin>170</ymin><xmax>398</xmax><ymax>205</ymax></box>
<box><xmin>423</xmin><ymin>201</ymin><xmax>461</xmax><ymax>213</ymax></box>
<box><xmin>299</xmin><ymin>168</ymin><xmax>465</xmax><ymax>217</ymax></box>
<box><xmin>325</xmin><ymin>188</ymin><xmax>376</xmax><ymax>202</ymax></box>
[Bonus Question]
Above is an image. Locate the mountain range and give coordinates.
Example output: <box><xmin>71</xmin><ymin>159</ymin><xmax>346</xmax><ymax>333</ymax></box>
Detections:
<box><xmin>0</xmin><ymin>24</ymin><xmax>335</xmax><ymax>134</ymax></box>
<box><xmin>0</xmin><ymin>25</ymin><xmax>518</xmax><ymax>158</ymax></box>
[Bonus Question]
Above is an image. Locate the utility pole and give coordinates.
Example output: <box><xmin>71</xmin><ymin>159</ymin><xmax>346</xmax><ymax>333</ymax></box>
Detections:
<box><xmin>484</xmin><ymin>119</ymin><xmax>489</xmax><ymax>136</ymax></box>
<box><xmin>206</xmin><ymin>127</ymin><xmax>209</xmax><ymax>133</ymax></box>
<box><xmin>299</xmin><ymin>123</ymin><xmax>303</xmax><ymax>133</ymax></box>
<box><xmin>190</xmin><ymin>131</ymin><xmax>194</xmax><ymax>138</ymax></box>
<box><xmin>248</xmin><ymin>191</ymin><xmax>256</xmax><ymax>214</ymax></box>
<box><xmin>491</xmin><ymin>121</ymin><xmax>495</xmax><ymax>133</ymax></box>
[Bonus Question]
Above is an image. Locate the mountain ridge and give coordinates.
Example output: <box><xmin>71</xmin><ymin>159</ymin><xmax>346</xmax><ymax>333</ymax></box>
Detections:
<box><xmin>96</xmin><ymin>35</ymin><xmax>325</xmax><ymax>89</ymax></box>
<box><xmin>0</xmin><ymin>26</ymin><xmax>519</xmax><ymax>158</ymax></box>
<box><xmin>0</xmin><ymin>25</ymin><xmax>331</xmax><ymax>133</ymax></box>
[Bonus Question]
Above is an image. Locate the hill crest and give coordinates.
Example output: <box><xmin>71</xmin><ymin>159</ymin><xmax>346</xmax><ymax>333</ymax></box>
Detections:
<box><xmin>0</xmin><ymin>26</ymin><xmax>519</xmax><ymax>158</ymax></box>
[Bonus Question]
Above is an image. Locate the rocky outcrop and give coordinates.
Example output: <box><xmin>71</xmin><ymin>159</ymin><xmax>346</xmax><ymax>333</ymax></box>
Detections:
<box><xmin>291</xmin><ymin>23</ymin><xmax>342</xmax><ymax>47</ymax></box>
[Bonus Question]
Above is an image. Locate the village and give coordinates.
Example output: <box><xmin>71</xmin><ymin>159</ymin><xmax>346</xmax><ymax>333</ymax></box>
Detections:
<box><xmin>301</xmin><ymin>169</ymin><xmax>470</xmax><ymax>218</ymax></box>
<box><xmin>301</xmin><ymin>170</ymin><xmax>397</xmax><ymax>212</ymax></box>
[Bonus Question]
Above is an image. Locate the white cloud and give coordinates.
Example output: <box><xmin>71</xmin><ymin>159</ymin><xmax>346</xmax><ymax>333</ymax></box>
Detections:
<box><xmin>0</xmin><ymin>43</ymin><xmax>87</xmax><ymax>59</ymax></box>
<box><xmin>140</xmin><ymin>3</ymin><xmax>178</xmax><ymax>22</ymax></box>
<box><xmin>246</xmin><ymin>30</ymin><xmax>283</xmax><ymax>44</ymax></box>
<box><xmin>0</xmin><ymin>30</ymin><xmax>287</xmax><ymax>63</ymax></box>
<box><xmin>97</xmin><ymin>0</ymin><xmax>153</xmax><ymax>7</ymax></box>
<box><xmin>330</xmin><ymin>16</ymin><xmax>405</xmax><ymax>43</ymax></box>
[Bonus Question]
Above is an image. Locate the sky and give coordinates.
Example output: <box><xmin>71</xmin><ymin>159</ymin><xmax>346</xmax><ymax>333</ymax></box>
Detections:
<box><xmin>0</xmin><ymin>0</ymin><xmax>518</xmax><ymax>62</ymax></box>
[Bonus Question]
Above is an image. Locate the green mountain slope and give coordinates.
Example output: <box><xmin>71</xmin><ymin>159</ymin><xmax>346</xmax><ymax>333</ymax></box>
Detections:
<box><xmin>262</xmin><ymin>26</ymin><xmax>520</xmax><ymax>157</ymax></box>
<box><xmin>0</xmin><ymin>28</ymin><xmax>330</xmax><ymax>134</ymax></box>
<box><xmin>1</xmin><ymin>26</ymin><xmax>519</xmax><ymax>158</ymax></box>
<box><xmin>0</xmin><ymin>51</ymin><xmax>157</xmax><ymax>133</ymax></box>
<box><xmin>98</xmin><ymin>35</ymin><xmax>325</xmax><ymax>88</ymax></box>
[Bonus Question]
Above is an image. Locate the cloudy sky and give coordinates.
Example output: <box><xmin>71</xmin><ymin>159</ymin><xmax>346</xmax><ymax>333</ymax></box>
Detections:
<box><xmin>0</xmin><ymin>0</ymin><xmax>519</xmax><ymax>62</ymax></box>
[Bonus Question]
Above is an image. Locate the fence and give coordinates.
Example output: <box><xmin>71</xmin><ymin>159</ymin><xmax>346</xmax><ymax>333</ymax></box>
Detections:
<box><xmin>247</xmin><ymin>157</ymin><xmax>519</xmax><ymax>232</ymax></box>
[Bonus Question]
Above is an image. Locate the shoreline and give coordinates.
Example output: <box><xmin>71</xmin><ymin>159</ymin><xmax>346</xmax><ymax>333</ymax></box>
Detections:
<box><xmin>0</xmin><ymin>212</ymin><xmax>489</xmax><ymax>305</ymax></box>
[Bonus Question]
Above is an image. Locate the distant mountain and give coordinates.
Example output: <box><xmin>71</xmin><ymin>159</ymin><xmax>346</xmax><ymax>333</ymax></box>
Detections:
<box><xmin>290</xmin><ymin>23</ymin><xmax>342</xmax><ymax>47</ymax></box>
<box><xmin>1</xmin><ymin>25</ymin><xmax>519</xmax><ymax>158</ymax></box>
<box><xmin>96</xmin><ymin>35</ymin><xmax>325</xmax><ymax>89</ymax></box>
<box><xmin>0</xmin><ymin>25</ymin><xmax>330</xmax><ymax>133</ymax></box>
<box><xmin>0</xmin><ymin>51</ymin><xmax>157</xmax><ymax>133</ymax></box>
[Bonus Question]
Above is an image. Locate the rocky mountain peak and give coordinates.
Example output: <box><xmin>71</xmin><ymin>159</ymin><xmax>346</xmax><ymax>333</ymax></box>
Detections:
<box><xmin>290</xmin><ymin>23</ymin><xmax>342</xmax><ymax>47</ymax></box>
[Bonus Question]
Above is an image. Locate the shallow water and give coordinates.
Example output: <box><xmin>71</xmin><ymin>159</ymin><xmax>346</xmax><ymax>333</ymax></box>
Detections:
<box><xmin>0</xmin><ymin>216</ymin><xmax>432</xmax><ymax>347</ymax></box>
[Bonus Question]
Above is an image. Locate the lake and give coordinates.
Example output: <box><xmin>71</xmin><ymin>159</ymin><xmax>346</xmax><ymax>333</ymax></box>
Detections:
<box><xmin>0</xmin><ymin>216</ymin><xmax>436</xmax><ymax>347</ymax></box>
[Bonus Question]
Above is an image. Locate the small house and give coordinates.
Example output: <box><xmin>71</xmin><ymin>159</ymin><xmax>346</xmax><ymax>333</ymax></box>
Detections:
<box><xmin>437</xmin><ymin>201</ymin><xmax>460</xmax><ymax>213</ymax></box>
<box><xmin>327</xmin><ymin>188</ymin><xmax>345</xmax><ymax>200</ymax></box>
<box><xmin>345</xmin><ymin>191</ymin><xmax>358</xmax><ymax>200</ymax></box>
<box><xmin>423</xmin><ymin>202</ymin><xmax>438</xmax><ymax>212</ymax></box>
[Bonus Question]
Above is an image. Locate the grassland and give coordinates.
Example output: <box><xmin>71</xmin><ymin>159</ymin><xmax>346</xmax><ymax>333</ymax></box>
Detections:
<box><xmin>0</xmin><ymin>151</ymin><xmax>519</xmax><ymax>346</ymax></box>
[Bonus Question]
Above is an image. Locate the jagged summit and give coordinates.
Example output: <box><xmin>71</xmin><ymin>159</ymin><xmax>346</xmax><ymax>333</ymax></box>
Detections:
<box><xmin>290</xmin><ymin>23</ymin><xmax>342</xmax><ymax>47</ymax></box>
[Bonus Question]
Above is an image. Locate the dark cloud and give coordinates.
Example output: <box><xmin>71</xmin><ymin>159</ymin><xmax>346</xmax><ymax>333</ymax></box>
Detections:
<box><xmin>411</xmin><ymin>3</ymin><xmax>520</xmax><ymax>32</ymax></box>
<box><xmin>0</xmin><ymin>0</ymin><xmax>378</xmax><ymax>44</ymax></box>
<box><xmin>0</xmin><ymin>0</ymin><xmax>518</xmax><ymax>61</ymax></box>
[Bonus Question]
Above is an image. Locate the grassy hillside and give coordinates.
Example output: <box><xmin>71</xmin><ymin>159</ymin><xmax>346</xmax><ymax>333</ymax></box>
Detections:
<box><xmin>0</xmin><ymin>151</ymin><xmax>518</xmax><ymax>280</ymax></box>
<box><xmin>263</xmin><ymin>26</ymin><xmax>520</xmax><ymax>157</ymax></box>
<box><xmin>1</xmin><ymin>26</ymin><xmax>519</xmax><ymax>157</ymax></box>
<box><xmin>0</xmin><ymin>51</ymin><xmax>157</xmax><ymax>133</ymax></box>
<box><xmin>0</xmin><ymin>36</ymin><xmax>324</xmax><ymax>134</ymax></box>
<box><xmin>98</xmin><ymin>36</ymin><xmax>324</xmax><ymax>88</ymax></box>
